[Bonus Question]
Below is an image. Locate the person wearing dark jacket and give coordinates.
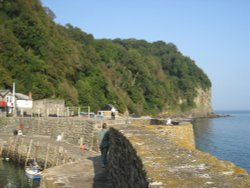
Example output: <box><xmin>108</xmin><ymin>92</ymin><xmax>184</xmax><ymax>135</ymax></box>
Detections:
<box><xmin>97</xmin><ymin>123</ymin><xmax>109</xmax><ymax>167</ymax></box>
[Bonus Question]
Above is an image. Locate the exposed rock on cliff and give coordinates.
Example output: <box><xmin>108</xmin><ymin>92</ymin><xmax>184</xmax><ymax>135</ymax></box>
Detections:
<box><xmin>186</xmin><ymin>88</ymin><xmax>213</xmax><ymax>118</ymax></box>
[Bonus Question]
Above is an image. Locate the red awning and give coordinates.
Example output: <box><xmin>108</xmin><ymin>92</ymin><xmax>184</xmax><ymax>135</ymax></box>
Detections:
<box><xmin>0</xmin><ymin>101</ymin><xmax>7</xmax><ymax>107</ymax></box>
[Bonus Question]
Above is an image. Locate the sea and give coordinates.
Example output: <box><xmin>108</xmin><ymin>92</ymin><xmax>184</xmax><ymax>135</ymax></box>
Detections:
<box><xmin>0</xmin><ymin>110</ymin><xmax>249</xmax><ymax>187</ymax></box>
<box><xmin>0</xmin><ymin>160</ymin><xmax>40</xmax><ymax>188</ymax></box>
<box><xmin>193</xmin><ymin>110</ymin><xmax>250</xmax><ymax>173</ymax></box>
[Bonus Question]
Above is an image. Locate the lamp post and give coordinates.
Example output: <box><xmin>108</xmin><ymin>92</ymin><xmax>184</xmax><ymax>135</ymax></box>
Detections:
<box><xmin>12</xmin><ymin>82</ymin><xmax>16</xmax><ymax>116</ymax></box>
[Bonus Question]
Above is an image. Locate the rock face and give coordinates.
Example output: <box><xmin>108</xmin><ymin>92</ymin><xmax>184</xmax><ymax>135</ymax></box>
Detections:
<box><xmin>187</xmin><ymin>88</ymin><xmax>213</xmax><ymax>118</ymax></box>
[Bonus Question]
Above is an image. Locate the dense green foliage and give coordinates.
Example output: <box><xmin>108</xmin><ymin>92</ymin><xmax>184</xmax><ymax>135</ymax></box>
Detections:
<box><xmin>0</xmin><ymin>0</ymin><xmax>211</xmax><ymax>116</ymax></box>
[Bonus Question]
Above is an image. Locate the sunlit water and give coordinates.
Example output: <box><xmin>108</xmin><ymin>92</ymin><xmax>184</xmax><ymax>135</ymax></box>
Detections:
<box><xmin>193</xmin><ymin>110</ymin><xmax>250</xmax><ymax>173</ymax></box>
<box><xmin>0</xmin><ymin>160</ymin><xmax>40</xmax><ymax>188</ymax></box>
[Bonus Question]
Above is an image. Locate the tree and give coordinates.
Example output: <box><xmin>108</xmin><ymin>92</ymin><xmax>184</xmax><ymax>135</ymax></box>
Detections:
<box><xmin>58</xmin><ymin>81</ymin><xmax>79</xmax><ymax>106</ymax></box>
<box><xmin>0</xmin><ymin>0</ymin><xmax>212</xmax><ymax>116</ymax></box>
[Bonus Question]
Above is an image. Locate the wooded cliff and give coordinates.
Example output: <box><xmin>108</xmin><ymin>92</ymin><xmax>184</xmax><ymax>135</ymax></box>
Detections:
<box><xmin>0</xmin><ymin>0</ymin><xmax>212</xmax><ymax>116</ymax></box>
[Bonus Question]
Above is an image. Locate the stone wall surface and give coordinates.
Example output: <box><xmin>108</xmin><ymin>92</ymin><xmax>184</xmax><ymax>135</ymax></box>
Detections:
<box><xmin>0</xmin><ymin>134</ymin><xmax>112</xmax><ymax>188</ymax></box>
<box><xmin>0</xmin><ymin>135</ymin><xmax>85</xmax><ymax>168</ymax></box>
<box><xmin>108</xmin><ymin>128</ymin><xmax>149</xmax><ymax>188</ymax></box>
<box><xmin>32</xmin><ymin>99</ymin><xmax>65</xmax><ymax>117</ymax></box>
<box><xmin>0</xmin><ymin>117</ymin><xmax>97</xmax><ymax>149</ymax></box>
<box><xmin>114</xmin><ymin>122</ymin><xmax>250</xmax><ymax>187</ymax></box>
<box><xmin>1</xmin><ymin>117</ymin><xmax>250</xmax><ymax>188</ymax></box>
<box><xmin>145</xmin><ymin>124</ymin><xmax>195</xmax><ymax>149</ymax></box>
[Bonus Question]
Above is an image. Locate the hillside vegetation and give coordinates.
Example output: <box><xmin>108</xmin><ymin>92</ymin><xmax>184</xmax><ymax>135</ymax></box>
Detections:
<box><xmin>0</xmin><ymin>0</ymin><xmax>211</xmax><ymax>116</ymax></box>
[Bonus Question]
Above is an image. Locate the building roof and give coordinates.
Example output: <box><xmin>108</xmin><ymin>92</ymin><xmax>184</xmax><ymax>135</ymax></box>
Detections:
<box><xmin>0</xmin><ymin>89</ymin><xmax>11</xmax><ymax>97</ymax></box>
<box><xmin>101</xmin><ymin>104</ymin><xmax>116</xmax><ymax>111</ymax></box>
<box><xmin>0</xmin><ymin>100</ymin><xmax>7</xmax><ymax>107</ymax></box>
<box><xmin>15</xmin><ymin>93</ymin><xmax>31</xmax><ymax>100</ymax></box>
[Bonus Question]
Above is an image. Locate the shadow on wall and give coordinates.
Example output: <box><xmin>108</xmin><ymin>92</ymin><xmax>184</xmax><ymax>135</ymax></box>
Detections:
<box><xmin>88</xmin><ymin>127</ymin><xmax>148</xmax><ymax>188</ymax></box>
<box><xmin>108</xmin><ymin>128</ymin><xmax>149</xmax><ymax>188</ymax></box>
<box><xmin>150</xmin><ymin>118</ymin><xmax>163</xmax><ymax>125</ymax></box>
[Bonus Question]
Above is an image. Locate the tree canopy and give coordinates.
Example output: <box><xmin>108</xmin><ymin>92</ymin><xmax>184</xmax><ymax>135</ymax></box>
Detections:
<box><xmin>0</xmin><ymin>0</ymin><xmax>211</xmax><ymax>116</ymax></box>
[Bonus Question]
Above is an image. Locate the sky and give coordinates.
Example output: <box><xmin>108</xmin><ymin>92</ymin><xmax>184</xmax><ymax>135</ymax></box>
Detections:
<box><xmin>41</xmin><ymin>0</ymin><xmax>250</xmax><ymax>111</ymax></box>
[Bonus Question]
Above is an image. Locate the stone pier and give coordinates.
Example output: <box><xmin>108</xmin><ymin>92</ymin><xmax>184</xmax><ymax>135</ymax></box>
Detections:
<box><xmin>0</xmin><ymin>117</ymin><xmax>250</xmax><ymax>187</ymax></box>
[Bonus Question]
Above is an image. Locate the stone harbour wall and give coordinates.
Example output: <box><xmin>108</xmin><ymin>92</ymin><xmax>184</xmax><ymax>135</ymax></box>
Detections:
<box><xmin>115</xmin><ymin>122</ymin><xmax>250</xmax><ymax>187</ymax></box>
<box><xmin>108</xmin><ymin>127</ymin><xmax>149</xmax><ymax>188</ymax></box>
<box><xmin>0</xmin><ymin>117</ymin><xmax>97</xmax><ymax>150</ymax></box>
<box><xmin>1</xmin><ymin>117</ymin><xmax>250</xmax><ymax>187</ymax></box>
<box><xmin>145</xmin><ymin>123</ymin><xmax>195</xmax><ymax>150</ymax></box>
<box><xmin>0</xmin><ymin>135</ymin><xmax>84</xmax><ymax>169</ymax></box>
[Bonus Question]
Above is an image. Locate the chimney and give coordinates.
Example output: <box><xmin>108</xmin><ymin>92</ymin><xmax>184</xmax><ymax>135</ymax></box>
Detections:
<box><xmin>28</xmin><ymin>91</ymin><xmax>32</xmax><ymax>99</ymax></box>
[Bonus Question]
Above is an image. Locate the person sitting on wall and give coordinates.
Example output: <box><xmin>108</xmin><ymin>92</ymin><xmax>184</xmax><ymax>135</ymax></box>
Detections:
<box><xmin>18</xmin><ymin>129</ymin><xmax>23</xmax><ymax>136</ymax></box>
<box><xmin>166</xmin><ymin>118</ymin><xmax>172</xmax><ymax>125</ymax></box>
<box><xmin>111</xmin><ymin>111</ymin><xmax>115</xmax><ymax>120</ymax></box>
<box><xmin>97</xmin><ymin>123</ymin><xmax>110</xmax><ymax>168</ymax></box>
<box><xmin>111</xmin><ymin>108</ymin><xmax>116</xmax><ymax>120</ymax></box>
<box><xmin>13</xmin><ymin>129</ymin><xmax>18</xmax><ymax>135</ymax></box>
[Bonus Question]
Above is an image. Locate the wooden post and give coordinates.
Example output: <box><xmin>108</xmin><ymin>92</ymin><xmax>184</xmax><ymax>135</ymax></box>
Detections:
<box><xmin>18</xmin><ymin>137</ymin><xmax>24</xmax><ymax>164</ymax></box>
<box><xmin>25</xmin><ymin>139</ymin><xmax>33</xmax><ymax>167</ymax></box>
<box><xmin>5</xmin><ymin>137</ymin><xmax>12</xmax><ymax>160</ymax></box>
<box><xmin>0</xmin><ymin>143</ymin><xmax>3</xmax><ymax>156</ymax></box>
<box><xmin>21</xmin><ymin>109</ymin><xmax>23</xmax><ymax>117</ymax></box>
<box><xmin>53</xmin><ymin>146</ymin><xmax>57</xmax><ymax>166</ymax></box>
<box><xmin>34</xmin><ymin>141</ymin><xmax>39</xmax><ymax>162</ymax></box>
<box><xmin>44</xmin><ymin>143</ymin><xmax>50</xmax><ymax>169</ymax></box>
<box><xmin>79</xmin><ymin>137</ymin><xmax>83</xmax><ymax>147</ymax></box>
<box><xmin>88</xmin><ymin>106</ymin><xmax>90</xmax><ymax>118</ymax></box>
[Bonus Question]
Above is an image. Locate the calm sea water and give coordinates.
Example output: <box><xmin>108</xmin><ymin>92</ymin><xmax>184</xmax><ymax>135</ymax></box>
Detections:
<box><xmin>193</xmin><ymin>110</ymin><xmax>250</xmax><ymax>173</ymax></box>
<box><xmin>0</xmin><ymin>160</ymin><xmax>40</xmax><ymax>188</ymax></box>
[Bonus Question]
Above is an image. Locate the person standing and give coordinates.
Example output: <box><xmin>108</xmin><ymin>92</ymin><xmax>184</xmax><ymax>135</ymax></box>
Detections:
<box><xmin>111</xmin><ymin>108</ymin><xmax>116</xmax><ymax>120</ymax></box>
<box><xmin>97</xmin><ymin>123</ymin><xmax>109</xmax><ymax>168</ymax></box>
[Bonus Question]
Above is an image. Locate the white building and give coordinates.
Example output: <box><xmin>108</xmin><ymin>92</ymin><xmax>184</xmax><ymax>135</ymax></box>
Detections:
<box><xmin>97</xmin><ymin>104</ymin><xmax>118</xmax><ymax>119</ymax></box>
<box><xmin>0</xmin><ymin>89</ymin><xmax>14</xmax><ymax>114</ymax></box>
<box><xmin>15</xmin><ymin>93</ymin><xmax>33</xmax><ymax>116</ymax></box>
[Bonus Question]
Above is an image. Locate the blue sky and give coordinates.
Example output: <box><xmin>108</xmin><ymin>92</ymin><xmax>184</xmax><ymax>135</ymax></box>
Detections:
<box><xmin>41</xmin><ymin>0</ymin><xmax>250</xmax><ymax>111</ymax></box>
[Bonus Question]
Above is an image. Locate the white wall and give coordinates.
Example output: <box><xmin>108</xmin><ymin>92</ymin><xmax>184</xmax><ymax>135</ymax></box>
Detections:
<box><xmin>16</xmin><ymin>100</ymin><xmax>33</xmax><ymax>108</ymax></box>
